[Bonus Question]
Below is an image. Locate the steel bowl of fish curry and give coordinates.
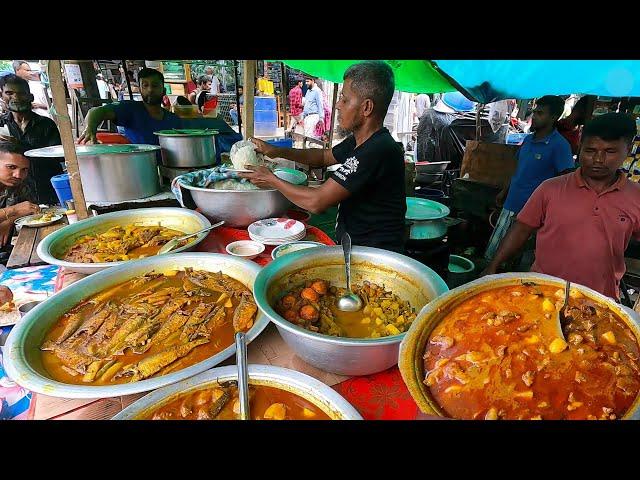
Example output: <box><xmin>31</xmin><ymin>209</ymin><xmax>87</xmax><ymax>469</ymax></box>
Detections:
<box><xmin>399</xmin><ymin>273</ymin><xmax>640</xmax><ymax>420</ymax></box>
<box><xmin>3</xmin><ymin>253</ymin><xmax>268</xmax><ymax>398</ymax></box>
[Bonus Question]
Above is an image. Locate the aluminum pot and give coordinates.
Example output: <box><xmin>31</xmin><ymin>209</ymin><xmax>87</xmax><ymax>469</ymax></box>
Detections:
<box><xmin>36</xmin><ymin>207</ymin><xmax>211</xmax><ymax>275</ymax></box>
<box><xmin>112</xmin><ymin>364</ymin><xmax>362</xmax><ymax>420</ymax></box>
<box><xmin>3</xmin><ymin>253</ymin><xmax>270</xmax><ymax>399</ymax></box>
<box><xmin>154</xmin><ymin>129</ymin><xmax>217</xmax><ymax>168</ymax></box>
<box><xmin>398</xmin><ymin>272</ymin><xmax>640</xmax><ymax>420</ymax></box>
<box><xmin>179</xmin><ymin>169</ymin><xmax>307</xmax><ymax>228</ymax></box>
<box><xmin>253</xmin><ymin>246</ymin><xmax>449</xmax><ymax>376</ymax></box>
<box><xmin>25</xmin><ymin>144</ymin><xmax>161</xmax><ymax>202</ymax></box>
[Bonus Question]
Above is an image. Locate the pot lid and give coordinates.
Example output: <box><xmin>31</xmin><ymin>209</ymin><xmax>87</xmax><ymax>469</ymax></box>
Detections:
<box><xmin>24</xmin><ymin>144</ymin><xmax>160</xmax><ymax>157</ymax></box>
<box><xmin>154</xmin><ymin>128</ymin><xmax>219</xmax><ymax>136</ymax></box>
<box><xmin>405</xmin><ymin>197</ymin><xmax>450</xmax><ymax>221</ymax></box>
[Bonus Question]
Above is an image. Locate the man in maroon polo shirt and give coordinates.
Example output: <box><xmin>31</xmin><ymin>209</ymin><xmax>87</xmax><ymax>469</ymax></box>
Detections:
<box><xmin>484</xmin><ymin>113</ymin><xmax>640</xmax><ymax>300</ymax></box>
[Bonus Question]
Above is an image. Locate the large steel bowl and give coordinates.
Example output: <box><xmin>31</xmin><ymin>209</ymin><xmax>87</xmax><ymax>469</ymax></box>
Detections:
<box><xmin>398</xmin><ymin>272</ymin><xmax>640</xmax><ymax>420</ymax></box>
<box><xmin>3</xmin><ymin>253</ymin><xmax>270</xmax><ymax>399</ymax></box>
<box><xmin>253</xmin><ymin>246</ymin><xmax>449</xmax><ymax>376</ymax></box>
<box><xmin>112</xmin><ymin>364</ymin><xmax>362</xmax><ymax>420</ymax></box>
<box><xmin>36</xmin><ymin>207</ymin><xmax>211</xmax><ymax>275</ymax></box>
<box><xmin>25</xmin><ymin>144</ymin><xmax>161</xmax><ymax>202</ymax></box>
<box><xmin>155</xmin><ymin>129</ymin><xmax>217</xmax><ymax>168</ymax></box>
<box><xmin>179</xmin><ymin>169</ymin><xmax>307</xmax><ymax>227</ymax></box>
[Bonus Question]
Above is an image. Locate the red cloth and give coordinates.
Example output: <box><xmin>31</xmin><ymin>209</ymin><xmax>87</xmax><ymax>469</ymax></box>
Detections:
<box><xmin>195</xmin><ymin>224</ymin><xmax>334</xmax><ymax>266</ymax></box>
<box><xmin>331</xmin><ymin>366</ymin><xmax>420</xmax><ymax>420</ymax></box>
<box><xmin>517</xmin><ymin>169</ymin><xmax>640</xmax><ymax>299</ymax></box>
<box><xmin>556</xmin><ymin>118</ymin><xmax>581</xmax><ymax>155</ymax></box>
<box><xmin>289</xmin><ymin>86</ymin><xmax>303</xmax><ymax>117</ymax></box>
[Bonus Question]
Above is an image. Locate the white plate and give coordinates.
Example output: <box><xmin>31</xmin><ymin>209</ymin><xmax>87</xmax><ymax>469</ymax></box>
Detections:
<box><xmin>248</xmin><ymin>218</ymin><xmax>305</xmax><ymax>240</ymax></box>
<box><xmin>15</xmin><ymin>213</ymin><xmax>64</xmax><ymax>228</ymax></box>
<box><xmin>249</xmin><ymin>231</ymin><xmax>306</xmax><ymax>246</ymax></box>
<box><xmin>249</xmin><ymin>232</ymin><xmax>306</xmax><ymax>242</ymax></box>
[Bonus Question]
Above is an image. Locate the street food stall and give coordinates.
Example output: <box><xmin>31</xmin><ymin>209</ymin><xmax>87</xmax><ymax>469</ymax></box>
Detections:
<box><xmin>2</xmin><ymin>60</ymin><xmax>640</xmax><ymax>421</ymax></box>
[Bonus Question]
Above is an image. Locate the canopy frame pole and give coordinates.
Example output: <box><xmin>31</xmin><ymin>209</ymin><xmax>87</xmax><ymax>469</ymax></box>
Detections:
<box><xmin>47</xmin><ymin>60</ymin><xmax>89</xmax><ymax>219</ymax></box>
<box><xmin>121</xmin><ymin>60</ymin><xmax>134</xmax><ymax>100</ymax></box>
<box><xmin>242</xmin><ymin>60</ymin><xmax>256</xmax><ymax>139</ymax></box>
<box><xmin>233</xmin><ymin>60</ymin><xmax>242</xmax><ymax>133</ymax></box>
<box><xmin>328</xmin><ymin>82</ymin><xmax>339</xmax><ymax>147</ymax></box>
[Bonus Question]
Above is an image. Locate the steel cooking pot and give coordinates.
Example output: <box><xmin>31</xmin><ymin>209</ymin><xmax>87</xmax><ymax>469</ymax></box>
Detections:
<box><xmin>154</xmin><ymin>129</ymin><xmax>218</xmax><ymax>168</ymax></box>
<box><xmin>406</xmin><ymin>197</ymin><xmax>450</xmax><ymax>241</ymax></box>
<box><xmin>25</xmin><ymin>144</ymin><xmax>161</xmax><ymax>202</ymax></box>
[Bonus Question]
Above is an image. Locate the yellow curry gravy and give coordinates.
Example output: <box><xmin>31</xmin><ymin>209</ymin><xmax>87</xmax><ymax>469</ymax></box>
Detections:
<box><xmin>423</xmin><ymin>284</ymin><xmax>640</xmax><ymax>420</ymax></box>
<box><xmin>41</xmin><ymin>270</ymin><xmax>251</xmax><ymax>386</ymax></box>
<box><xmin>146</xmin><ymin>384</ymin><xmax>331</xmax><ymax>420</ymax></box>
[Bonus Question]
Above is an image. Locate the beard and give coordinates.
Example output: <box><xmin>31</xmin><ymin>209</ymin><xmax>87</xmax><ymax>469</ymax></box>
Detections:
<box><xmin>142</xmin><ymin>93</ymin><xmax>163</xmax><ymax>105</ymax></box>
<box><xmin>7</xmin><ymin>99</ymin><xmax>32</xmax><ymax>113</ymax></box>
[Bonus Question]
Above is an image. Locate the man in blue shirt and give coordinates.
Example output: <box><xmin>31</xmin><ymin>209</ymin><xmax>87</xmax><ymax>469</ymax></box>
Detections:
<box><xmin>78</xmin><ymin>67</ymin><xmax>181</xmax><ymax>146</ymax></box>
<box><xmin>485</xmin><ymin>95</ymin><xmax>574</xmax><ymax>261</ymax></box>
<box><xmin>302</xmin><ymin>76</ymin><xmax>324</xmax><ymax>140</ymax></box>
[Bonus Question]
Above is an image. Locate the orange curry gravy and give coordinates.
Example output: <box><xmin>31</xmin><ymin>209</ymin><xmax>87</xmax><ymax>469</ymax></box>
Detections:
<box><xmin>146</xmin><ymin>383</ymin><xmax>331</xmax><ymax>420</ymax></box>
<box><xmin>423</xmin><ymin>284</ymin><xmax>640</xmax><ymax>420</ymax></box>
<box><xmin>41</xmin><ymin>270</ymin><xmax>255</xmax><ymax>386</ymax></box>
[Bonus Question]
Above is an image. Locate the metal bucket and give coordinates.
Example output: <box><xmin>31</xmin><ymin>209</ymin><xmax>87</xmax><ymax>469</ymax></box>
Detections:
<box><xmin>155</xmin><ymin>129</ymin><xmax>217</xmax><ymax>168</ymax></box>
<box><xmin>25</xmin><ymin>144</ymin><xmax>161</xmax><ymax>203</ymax></box>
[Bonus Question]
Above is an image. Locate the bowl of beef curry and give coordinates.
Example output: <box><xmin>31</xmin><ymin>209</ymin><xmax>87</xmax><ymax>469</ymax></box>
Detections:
<box><xmin>399</xmin><ymin>273</ymin><xmax>640</xmax><ymax>420</ymax></box>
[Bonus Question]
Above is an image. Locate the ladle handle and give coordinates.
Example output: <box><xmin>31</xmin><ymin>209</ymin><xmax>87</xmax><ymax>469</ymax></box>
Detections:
<box><xmin>235</xmin><ymin>332</ymin><xmax>250</xmax><ymax>420</ymax></box>
<box><xmin>179</xmin><ymin>221</ymin><xmax>225</xmax><ymax>241</ymax></box>
<box><xmin>342</xmin><ymin>232</ymin><xmax>352</xmax><ymax>292</ymax></box>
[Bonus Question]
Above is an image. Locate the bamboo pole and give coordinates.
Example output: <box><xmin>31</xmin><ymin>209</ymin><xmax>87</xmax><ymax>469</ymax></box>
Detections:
<box><xmin>47</xmin><ymin>60</ymin><xmax>89</xmax><ymax>219</ymax></box>
<box><xmin>328</xmin><ymin>82</ymin><xmax>339</xmax><ymax>147</ymax></box>
<box><xmin>242</xmin><ymin>60</ymin><xmax>256</xmax><ymax>139</ymax></box>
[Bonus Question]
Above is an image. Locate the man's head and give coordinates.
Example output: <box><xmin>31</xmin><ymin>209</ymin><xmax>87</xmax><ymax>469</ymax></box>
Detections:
<box><xmin>205</xmin><ymin>67</ymin><xmax>214</xmax><ymax>76</ymax></box>
<box><xmin>296</xmin><ymin>79</ymin><xmax>303</xmax><ymax>88</ymax></box>
<box><xmin>12</xmin><ymin>60</ymin><xmax>35</xmax><ymax>81</ymax></box>
<box><xmin>305</xmin><ymin>77</ymin><xmax>316</xmax><ymax>90</ymax></box>
<box><xmin>197</xmin><ymin>75</ymin><xmax>212</xmax><ymax>91</ymax></box>
<box><xmin>0</xmin><ymin>74</ymin><xmax>34</xmax><ymax>113</ymax></box>
<box><xmin>579</xmin><ymin>113</ymin><xmax>636</xmax><ymax>181</ymax></box>
<box><xmin>336</xmin><ymin>60</ymin><xmax>395</xmax><ymax>132</ymax></box>
<box><xmin>137</xmin><ymin>67</ymin><xmax>166</xmax><ymax>106</ymax></box>
<box><xmin>0</xmin><ymin>142</ymin><xmax>30</xmax><ymax>188</ymax></box>
<box><xmin>237</xmin><ymin>86</ymin><xmax>243</xmax><ymax>95</ymax></box>
<box><xmin>531</xmin><ymin>95</ymin><xmax>565</xmax><ymax>132</ymax></box>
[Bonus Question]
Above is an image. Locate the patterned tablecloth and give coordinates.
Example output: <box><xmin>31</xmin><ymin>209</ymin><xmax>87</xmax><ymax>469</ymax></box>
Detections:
<box><xmin>0</xmin><ymin>265</ymin><xmax>59</xmax><ymax>419</ymax></box>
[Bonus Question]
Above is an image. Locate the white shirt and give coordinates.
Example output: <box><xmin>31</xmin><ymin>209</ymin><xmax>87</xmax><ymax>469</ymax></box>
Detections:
<box><xmin>28</xmin><ymin>80</ymin><xmax>50</xmax><ymax>118</ymax></box>
<box><xmin>415</xmin><ymin>94</ymin><xmax>431</xmax><ymax>119</ymax></box>
<box><xmin>96</xmin><ymin>79</ymin><xmax>109</xmax><ymax>100</ymax></box>
<box><xmin>209</xmin><ymin>76</ymin><xmax>220</xmax><ymax>95</ymax></box>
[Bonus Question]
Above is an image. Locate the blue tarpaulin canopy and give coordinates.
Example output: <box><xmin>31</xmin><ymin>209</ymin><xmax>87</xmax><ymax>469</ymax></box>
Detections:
<box><xmin>433</xmin><ymin>60</ymin><xmax>640</xmax><ymax>103</ymax></box>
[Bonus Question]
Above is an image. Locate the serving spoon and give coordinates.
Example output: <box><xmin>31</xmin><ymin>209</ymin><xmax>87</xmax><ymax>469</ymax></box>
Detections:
<box><xmin>554</xmin><ymin>280</ymin><xmax>571</xmax><ymax>343</ymax></box>
<box><xmin>235</xmin><ymin>332</ymin><xmax>250</xmax><ymax>420</ymax></box>
<box><xmin>157</xmin><ymin>221</ymin><xmax>225</xmax><ymax>255</ymax></box>
<box><xmin>336</xmin><ymin>232</ymin><xmax>363</xmax><ymax>312</ymax></box>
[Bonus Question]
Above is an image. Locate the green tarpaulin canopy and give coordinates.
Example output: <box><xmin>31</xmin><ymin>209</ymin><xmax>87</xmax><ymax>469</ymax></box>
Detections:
<box><xmin>278</xmin><ymin>60</ymin><xmax>457</xmax><ymax>93</ymax></box>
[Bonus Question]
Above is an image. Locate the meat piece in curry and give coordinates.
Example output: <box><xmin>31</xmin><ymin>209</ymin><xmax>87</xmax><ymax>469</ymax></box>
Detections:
<box><xmin>275</xmin><ymin>279</ymin><xmax>416</xmax><ymax>338</ymax></box>
<box><xmin>62</xmin><ymin>224</ymin><xmax>194</xmax><ymax>263</ymax></box>
<box><xmin>145</xmin><ymin>381</ymin><xmax>331</xmax><ymax>420</ymax></box>
<box><xmin>39</xmin><ymin>268</ymin><xmax>258</xmax><ymax>385</ymax></box>
<box><xmin>423</xmin><ymin>283</ymin><xmax>640</xmax><ymax>420</ymax></box>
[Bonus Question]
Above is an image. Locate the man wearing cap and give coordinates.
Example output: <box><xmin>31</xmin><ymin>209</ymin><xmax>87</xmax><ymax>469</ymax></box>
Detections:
<box><xmin>415</xmin><ymin>91</ymin><xmax>474</xmax><ymax>163</ymax></box>
<box><xmin>484</xmin><ymin>95</ymin><xmax>575</xmax><ymax>262</ymax></box>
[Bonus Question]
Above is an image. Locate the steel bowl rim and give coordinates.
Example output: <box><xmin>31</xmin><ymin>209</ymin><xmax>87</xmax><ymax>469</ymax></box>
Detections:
<box><xmin>24</xmin><ymin>144</ymin><xmax>161</xmax><ymax>157</ymax></box>
<box><xmin>398</xmin><ymin>271</ymin><xmax>640</xmax><ymax>420</ymax></box>
<box><xmin>271</xmin><ymin>241</ymin><xmax>325</xmax><ymax>260</ymax></box>
<box><xmin>179</xmin><ymin>169</ymin><xmax>307</xmax><ymax>194</ymax></box>
<box><xmin>112</xmin><ymin>364</ymin><xmax>363</xmax><ymax>420</ymax></box>
<box><xmin>254</xmin><ymin>245</ymin><xmax>449</xmax><ymax>347</ymax></box>
<box><xmin>35</xmin><ymin>207</ymin><xmax>211</xmax><ymax>271</ymax></box>
<box><xmin>3</xmin><ymin>252</ymin><xmax>270</xmax><ymax>398</ymax></box>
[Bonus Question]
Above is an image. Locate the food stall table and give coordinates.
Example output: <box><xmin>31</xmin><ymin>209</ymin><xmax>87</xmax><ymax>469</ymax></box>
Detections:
<box><xmin>20</xmin><ymin>225</ymin><xmax>427</xmax><ymax>420</ymax></box>
<box><xmin>6</xmin><ymin>218</ymin><xmax>68</xmax><ymax>269</ymax></box>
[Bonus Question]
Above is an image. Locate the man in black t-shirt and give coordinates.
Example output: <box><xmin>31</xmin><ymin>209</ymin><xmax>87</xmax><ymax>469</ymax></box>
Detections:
<box><xmin>241</xmin><ymin>61</ymin><xmax>406</xmax><ymax>253</ymax></box>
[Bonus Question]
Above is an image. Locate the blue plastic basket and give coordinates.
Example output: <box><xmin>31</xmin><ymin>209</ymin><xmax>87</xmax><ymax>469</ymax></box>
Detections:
<box><xmin>254</xmin><ymin>96</ymin><xmax>277</xmax><ymax>110</ymax></box>
<box><xmin>254</xmin><ymin>110</ymin><xmax>278</xmax><ymax>123</ymax></box>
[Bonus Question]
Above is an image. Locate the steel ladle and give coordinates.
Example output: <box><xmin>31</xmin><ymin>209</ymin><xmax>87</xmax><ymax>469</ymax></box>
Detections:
<box><xmin>336</xmin><ymin>232</ymin><xmax>363</xmax><ymax>312</ymax></box>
